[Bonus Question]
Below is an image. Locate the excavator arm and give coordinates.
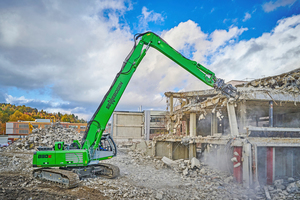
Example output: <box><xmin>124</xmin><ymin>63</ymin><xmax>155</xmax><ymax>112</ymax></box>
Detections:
<box><xmin>81</xmin><ymin>32</ymin><xmax>237</xmax><ymax>151</ymax></box>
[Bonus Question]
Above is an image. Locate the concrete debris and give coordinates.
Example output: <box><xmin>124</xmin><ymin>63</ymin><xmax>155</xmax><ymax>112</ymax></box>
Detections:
<box><xmin>288</xmin><ymin>177</ymin><xmax>295</xmax><ymax>183</ymax></box>
<box><xmin>198</xmin><ymin>113</ymin><xmax>205</xmax><ymax>120</ymax></box>
<box><xmin>4</xmin><ymin>123</ymin><xmax>83</xmax><ymax>152</ymax></box>
<box><xmin>224</xmin><ymin>176</ymin><xmax>233</xmax><ymax>184</ymax></box>
<box><xmin>182</xmin><ymin>167</ymin><xmax>189</xmax><ymax>176</ymax></box>
<box><xmin>161</xmin><ymin>156</ymin><xmax>177</xmax><ymax>168</ymax></box>
<box><xmin>128</xmin><ymin>141</ymin><xmax>152</xmax><ymax>156</ymax></box>
<box><xmin>239</xmin><ymin>68</ymin><xmax>300</xmax><ymax>93</ymax></box>
<box><xmin>264</xmin><ymin>186</ymin><xmax>272</xmax><ymax>200</ymax></box>
<box><xmin>0</xmin><ymin>123</ymin><xmax>83</xmax><ymax>177</ymax></box>
<box><xmin>216</xmin><ymin>110</ymin><xmax>223</xmax><ymax>120</ymax></box>
<box><xmin>199</xmin><ymin>168</ymin><xmax>206</xmax><ymax>174</ymax></box>
<box><xmin>255</xmin><ymin>178</ymin><xmax>300</xmax><ymax>199</ymax></box>
<box><xmin>155</xmin><ymin>191</ymin><xmax>164</xmax><ymax>199</ymax></box>
<box><xmin>190</xmin><ymin>157</ymin><xmax>200</xmax><ymax>169</ymax></box>
<box><xmin>286</xmin><ymin>182</ymin><xmax>298</xmax><ymax>193</ymax></box>
<box><xmin>233</xmin><ymin>163</ymin><xmax>241</xmax><ymax>168</ymax></box>
<box><xmin>100</xmin><ymin>148</ymin><xmax>257</xmax><ymax>199</ymax></box>
<box><xmin>233</xmin><ymin>151</ymin><xmax>239</xmax><ymax>156</ymax></box>
<box><xmin>181</xmin><ymin>137</ymin><xmax>190</xmax><ymax>145</ymax></box>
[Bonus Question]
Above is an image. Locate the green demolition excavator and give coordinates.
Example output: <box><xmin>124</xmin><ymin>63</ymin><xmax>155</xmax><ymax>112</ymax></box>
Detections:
<box><xmin>32</xmin><ymin>32</ymin><xmax>237</xmax><ymax>188</ymax></box>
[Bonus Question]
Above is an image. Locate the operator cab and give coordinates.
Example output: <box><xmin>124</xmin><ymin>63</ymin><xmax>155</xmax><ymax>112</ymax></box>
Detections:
<box><xmin>98</xmin><ymin>134</ymin><xmax>113</xmax><ymax>151</ymax></box>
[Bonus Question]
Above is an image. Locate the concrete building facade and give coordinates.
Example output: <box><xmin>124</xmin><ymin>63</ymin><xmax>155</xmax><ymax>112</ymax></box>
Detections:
<box><xmin>154</xmin><ymin>68</ymin><xmax>300</xmax><ymax>187</ymax></box>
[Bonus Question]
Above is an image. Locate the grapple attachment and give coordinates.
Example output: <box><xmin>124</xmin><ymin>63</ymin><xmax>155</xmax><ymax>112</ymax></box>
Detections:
<box><xmin>214</xmin><ymin>78</ymin><xmax>239</xmax><ymax>99</ymax></box>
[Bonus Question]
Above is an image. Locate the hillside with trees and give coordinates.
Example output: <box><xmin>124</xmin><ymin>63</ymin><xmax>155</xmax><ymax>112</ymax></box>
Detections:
<box><xmin>0</xmin><ymin>103</ymin><xmax>86</xmax><ymax>134</ymax></box>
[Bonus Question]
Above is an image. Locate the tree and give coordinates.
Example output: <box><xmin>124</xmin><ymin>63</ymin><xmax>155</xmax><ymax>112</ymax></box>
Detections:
<box><xmin>21</xmin><ymin>113</ymin><xmax>34</xmax><ymax>121</ymax></box>
<box><xmin>61</xmin><ymin>114</ymin><xmax>70</xmax><ymax>122</ymax></box>
<box><xmin>1</xmin><ymin>113</ymin><xmax>9</xmax><ymax>123</ymax></box>
<box><xmin>9</xmin><ymin>110</ymin><xmax>22</xmax><ymax>121</ymax></box>
<box><xmin>18</xmin><ymin>105</ymin><xmax>26</xmax><ymax>113</ymax></box>
<box><xmin>9</xmin><ymin>110</ymin><xmax>34</xmax><ymax>122</ymax></box>
<box><xmin>0</xmin><ymin>122</ymin><xmax>5</xmax><ymax>135</ymax></box>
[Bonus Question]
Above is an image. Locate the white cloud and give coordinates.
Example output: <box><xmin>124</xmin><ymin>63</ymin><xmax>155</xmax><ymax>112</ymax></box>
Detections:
<box><xmin>5</xmin><ymin>93</ymin><xmax>89</xmax><ymax>120</ymax></box>
<box><xmin>209</xmin><ymin>14</ymin><xmax>300</xmax><ymax>81</ymax></box>
<box><xmin>0</xmin><ymin>1</ymin><xmax>133</xmax><ymax>104</ymax></box>
<box><xmin>209</xmin><ymin>26</ymin><xmax>248</xmax><ymax>53</ymax></box>
<box><xmin>5</xmin><ymin>94</ymin><xmax>68</xmax><ymax>108</ymax></box>
<box><xmin>262</xmin><ymin>0</ymin><xmax>297</xmax><ymax>12</ymax></box>
<box><xmin>5</xmin><ymin>95</ymin><xmax>29</xmax><ymax>104</ymax></box>
<box><xmin>138</xmin><ymin>6</ymin><xmax>164</xmax><ymax>30</ymax></box>
<box><xmin>243</xmin><ymin>12</ymin><xmax>251</xmax><ymax>22</ymax></box>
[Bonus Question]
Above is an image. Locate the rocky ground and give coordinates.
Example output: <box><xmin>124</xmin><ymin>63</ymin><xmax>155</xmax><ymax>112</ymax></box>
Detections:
<box><xmin>0</xmin><ymin>125</ymin><xmax>300</xmax><ymax>199</ymax></box>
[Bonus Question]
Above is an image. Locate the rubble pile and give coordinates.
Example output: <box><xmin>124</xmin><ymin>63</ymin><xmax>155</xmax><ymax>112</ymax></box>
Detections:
<box><xmin>160</xmin><ymin>156</ymin><xmax>255</xmax><ymax>199</ymax></box>
<box><xmin>0</xmin><ymin>152</ymin><xmax>33</xmax><ymax>174</ymax></box>
<box><xmin>239</xmin><ymin>67</ymin><xmax>300</xmax><ymax>93</ymax></box>
<box><xmin>255</xmin><ymin>178</ymin><xmax>300</xmax><ymax>199</ymax></box>
<box><xmin>94</xmin><ymin>148</ymin><xmax>256</xmax><ymax>199</ymax></box>
<box><xmin>3</xmin><ymin>123</ymin><xmax>83</xmax><ymax>151</ymax></box>
<box><xmin>0</xmin><ymin>124</ymin><xmax>83</xmax><ymax>175</ymax></box>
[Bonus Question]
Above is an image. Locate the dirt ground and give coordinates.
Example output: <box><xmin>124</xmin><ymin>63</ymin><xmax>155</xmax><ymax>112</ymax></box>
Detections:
<box><xmin>0</xmin><ymin>173</ymin><xmax>107</xmax><ymax>200</ymax></box>
<box><xmin>0</xmin><ymin>151</ymin><xmax>106</xmax><ymax>200</ymax></box>
<box><xmin>0</xmin><ymin>148</ymin><xmax>257</xmax><ymax>200</ymax></box>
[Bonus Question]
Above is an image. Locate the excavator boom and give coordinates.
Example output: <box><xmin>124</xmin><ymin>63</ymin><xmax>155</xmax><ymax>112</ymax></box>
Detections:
<box><xmin>81</xmin><ymin>32</ymin><xmax>237</xmax><ymax>151</ymax></box>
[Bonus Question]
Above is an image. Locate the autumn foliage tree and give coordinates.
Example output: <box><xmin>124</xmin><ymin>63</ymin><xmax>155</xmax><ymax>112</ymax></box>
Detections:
<box><xmin>0</xmin><ymin>103</ymin><xmax>86</xmax><ymax>134</ymax></box>
<box><xmin>9</xmin><ymin>110</ymin><xmax>35</xmax><ymax>122</ymax></box>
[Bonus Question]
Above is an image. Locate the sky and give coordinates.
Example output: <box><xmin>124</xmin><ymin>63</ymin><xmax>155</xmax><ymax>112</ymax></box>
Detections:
<box><xmin>0</xmin><ymin>0</ymin><xmax>299</xmax><ymax>120</ymax></box>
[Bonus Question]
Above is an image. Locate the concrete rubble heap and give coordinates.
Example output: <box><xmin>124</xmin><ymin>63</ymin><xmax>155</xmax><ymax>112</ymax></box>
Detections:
<box><xmin>89</xmin><ymin>147</ymin><xmax>257</xmax><ymax>199</ymax></box>
<box><xmin>5</xmin><ymin>123</ymin><xmax>83</xmax><ymax>151</ymax></box>
<box><xmin>127</xmin><ymin>143</ymin><xmax>300</xmax><ymax>200</ymax></box>
<box><xmin>0</xmin><ymin>124</ymin><xmax>83</xmax><ymax>175</ymax></box>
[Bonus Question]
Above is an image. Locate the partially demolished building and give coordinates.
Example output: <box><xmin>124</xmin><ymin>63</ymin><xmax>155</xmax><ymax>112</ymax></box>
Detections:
<box><xmin>154</xmin><ymin>68</ymin><xmax>300</xmax><ymax>187</ymax></box>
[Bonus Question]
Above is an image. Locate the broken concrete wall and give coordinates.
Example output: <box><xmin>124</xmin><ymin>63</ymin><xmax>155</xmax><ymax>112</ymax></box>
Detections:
<box><xmin>154</xmin><ymin>141</ymin><xmax>189</xmax><ymax>160</ymax></box>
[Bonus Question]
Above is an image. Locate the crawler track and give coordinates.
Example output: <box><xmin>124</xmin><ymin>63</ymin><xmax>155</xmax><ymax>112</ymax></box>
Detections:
<box><xmin>32</xmin><ymin>164</ymin><xmax>119</xmax><ymax>189</ymax></box>
<box><xmin>33</xmin><ymin>168</ymin><xmax>80</xmax><ymax>189</ymax></box>
<box><xmin>96</xmin><ymin>163</ymin><xmax>120</xmax><ymax>179</ymax></box>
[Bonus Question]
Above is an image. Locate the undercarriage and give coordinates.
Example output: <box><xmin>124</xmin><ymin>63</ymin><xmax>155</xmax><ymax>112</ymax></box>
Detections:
<box><xmin>33</xmin><ymin>163</ymin><xmax>120</xmax><ymax>188</ymax></box>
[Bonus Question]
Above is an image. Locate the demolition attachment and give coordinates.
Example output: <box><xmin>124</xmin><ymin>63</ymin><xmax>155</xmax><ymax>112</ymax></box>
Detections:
<box><xmin>214</xmin><ymin>78</ymin><xmax>238</xmax><ymax>99</ymax></box>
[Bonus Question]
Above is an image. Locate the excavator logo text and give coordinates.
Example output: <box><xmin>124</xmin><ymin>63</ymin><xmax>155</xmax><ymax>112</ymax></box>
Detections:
<box><xmin>38</xmin><ymin>155</ymin><xmax>52</xmax><ymax>159</ymax></box>
<box><xmin>106</xmin><ymin>82</ymin><xmax>123</xmax><ymax>109</ymax></box>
